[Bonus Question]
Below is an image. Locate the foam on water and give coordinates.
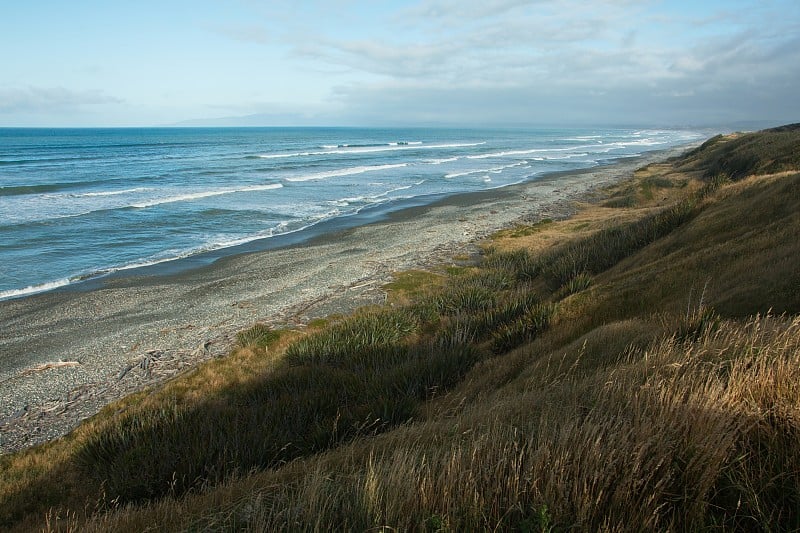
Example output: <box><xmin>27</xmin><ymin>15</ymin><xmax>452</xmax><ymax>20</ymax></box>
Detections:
<box><xmin>258</xmin><ymin>142</ymin><xmax>486</xmax><ymax>159</ymax></box>
<box><xmin>425</xmin><ymin>157</ymin><xmax>460</xmax><ymax>165</ymax></box>
<box><xmin>445</xmin><ymin>160</ymin><xmax>529</xmax><ymax>179</ymax></box>
<box><xmin>467</xmin><ymin>145</ymin><xmax>593</xmax><ymax>159</ymax></box>
<box><xmin>72</xmin><ymin>187</ymin><xmax>154</xmax><ymax>197</ymax></box>
<box><xmin>284</xmin><ymin>163</ymin><xmax>408</xmax><ymax>182</ymax></box>
<box><xmin>131</xmin><ymin>183</ymin><xmax>283</xmax><ymax>208</ymax></box>
<box><xmin>0</xmin><ymin>278</ymin><xmax>74</xmax><ymax>301</ymax></box>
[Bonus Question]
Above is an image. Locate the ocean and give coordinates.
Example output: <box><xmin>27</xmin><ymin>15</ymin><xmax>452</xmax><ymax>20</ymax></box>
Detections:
<box><xmin>0</xmin><ymin>127</ymin><xmax>704</xmax><ymax>300</ymax></box>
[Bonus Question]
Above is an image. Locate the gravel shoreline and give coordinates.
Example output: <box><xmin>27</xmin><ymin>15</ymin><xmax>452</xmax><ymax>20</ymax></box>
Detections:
<box><xmin>0</xmin><ymin>147</ymin><xmax>692</xmax><ymax>454</ymax></box>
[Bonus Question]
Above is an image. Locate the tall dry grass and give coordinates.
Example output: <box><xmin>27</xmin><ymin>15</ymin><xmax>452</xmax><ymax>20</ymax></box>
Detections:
<box><xmin>75</xmin><ymin>314</ymin><xmax>800</xmax><ymax>531</ymax></box>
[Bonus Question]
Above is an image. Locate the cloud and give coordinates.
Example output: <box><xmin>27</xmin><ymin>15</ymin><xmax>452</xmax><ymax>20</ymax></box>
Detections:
<box><xmin>329</xmin><ymin>82</ymin><xmax>749</xmax><ymax>127</ymax></box>
<box><xmin>298</xmin><ymin>0</ymin><xmax>799</xmax><ymax>125</ymax></box>
<box><xmin>0</xmin><ymin>86</ymin><xmax>122</xmax><ymax>114</ymax></box>
<box><xmin>52</xmin><ymin>0</ymin><xmax>794</xmax><ymax>127</ymax></box>
<box><xmin>291</xmin><ymin>1</ymin><xmax>662</xmax><ymax>89</ymax></box>
<box><xmin>297</xmin><ymin>38</ymin><xmax>464</xmax><ymax>79</ymax></box>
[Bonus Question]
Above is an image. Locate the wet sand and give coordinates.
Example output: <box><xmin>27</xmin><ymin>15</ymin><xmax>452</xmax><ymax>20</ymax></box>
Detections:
<box><xmin>0</xmin><ymin>146</ymin><xmax>693</xmax><ymax>453</ymax></box>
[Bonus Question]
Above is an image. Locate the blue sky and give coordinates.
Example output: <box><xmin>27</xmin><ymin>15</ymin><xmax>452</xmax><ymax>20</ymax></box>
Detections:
<box><xmin>1</xmin><ymin>0</ymin><xmax>798</xmax><ymax>127</ymax></box>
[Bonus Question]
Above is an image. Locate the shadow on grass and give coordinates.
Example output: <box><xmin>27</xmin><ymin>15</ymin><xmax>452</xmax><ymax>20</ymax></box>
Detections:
<box><xmin>74</xmin><ymin>263</ymin><xmax>556</xmax><ymax>504</ymax></box>
<box><xmin>75</xmin><ymin>326</ymin><xmax>482</xmax><ymax>503</ymax></box>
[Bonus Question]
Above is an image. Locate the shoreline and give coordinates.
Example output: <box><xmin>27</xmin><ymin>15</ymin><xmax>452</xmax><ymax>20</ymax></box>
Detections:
<box><xmin>0</xmin><ymin>144</ymin><xmax>696</xmax><ymax>454</ymax></box>
<box><xmin>0</xmin><ymin>156</ymin><xmax>647</xmax><ymax>301</ymax></box>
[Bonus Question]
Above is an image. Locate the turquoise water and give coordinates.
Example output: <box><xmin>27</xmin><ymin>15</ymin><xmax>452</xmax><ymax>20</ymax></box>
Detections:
<box><xmin>0</xmin><ymin>127</ymin><xmax>703</xmax><ymax>299</ymax></box>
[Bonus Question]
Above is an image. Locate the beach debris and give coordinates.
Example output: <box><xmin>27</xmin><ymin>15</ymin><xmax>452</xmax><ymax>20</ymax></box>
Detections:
<box><xmin>192</xmin><ymin>340</ymin><xmax>211</xmax><ymax>358</ymax></box>
<box><xmin>116</xmin><ymin>363</ymin><xmax>135</xmax><ymax>381</ymax></box>
<box><xmin>139</xmin><ymin>350</ymin><xmax>164</xmax><ymax>374</ymax></box>
<box><xmin>0</xmin><ymin>404</ymin><xmax>29</xmax><ymax>425</ymax></box>
<box><xmin>20</xmin><ymin>361</ymin><xmax>80</xmax><ymax>377</ymax></box>
<box><xmin>115</xmin><ymin>349</ymin><xmax>164</xmax><ymax>380</ymax></box>
<box><xmin>348</xmin><ymin>279</ymin><xmax>376</xmax><ymax>291</ymax></box>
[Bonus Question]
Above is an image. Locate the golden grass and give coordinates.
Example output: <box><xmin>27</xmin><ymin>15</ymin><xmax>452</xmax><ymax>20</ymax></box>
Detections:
<box><xmin>488</xmin><ymin>206</ymin><xmax>639</xmax><ymax>255</ymax></box>
<box><xmin>490</xmin><ymin>163</ymin><xmax>705</xmax><ymax>258</ymax></box>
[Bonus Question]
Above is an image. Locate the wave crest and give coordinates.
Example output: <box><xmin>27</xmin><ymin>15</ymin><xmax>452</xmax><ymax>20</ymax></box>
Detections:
<box><xmin>132</xmin><ymin>183</ymin><xmax>283</xmax><ymax>208</ymax></box>
<box><xmin>259</xmin><ymin>142</ymin><xmax>485</xmax><ymax>159</ymax></box>
<box><xmin>285</xmin><ymin>164</ymin><xmax>407</xmax><ymax>182</ymax></box>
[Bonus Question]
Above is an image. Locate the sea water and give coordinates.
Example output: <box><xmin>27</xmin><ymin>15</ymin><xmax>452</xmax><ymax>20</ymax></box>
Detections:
<box><xmin>0</xmin><ymin>127</ymin><xmax>703</xmax><ymax>300</ymax></box>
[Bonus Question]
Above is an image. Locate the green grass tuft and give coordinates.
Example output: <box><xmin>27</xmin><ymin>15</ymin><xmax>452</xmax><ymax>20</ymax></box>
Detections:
<box><xmin>236</xmin><ymin>323</ymin><xmax>282</xmax><ymax>348</ymax></box>
<box><xmin>539</xmin><ymin>198</ymin><xmax>697</xmax><ymax>289</ymax></box>
<box><xmin>555</xmin><ymin>272</ymin><xmax>592</xmax><ymax>299</ymax></box>
<box><xmin>482</xmin><ymin>247</ymin><xmax>539</xmax><ymax>280</ymax></box>
<box><xmin>490</xmin><ymin>302</ymin><xmax>555</xmax><ymax>353</ymax></box>
<box><xmin>284</xmin><ymin>308</ymin><xmax>419</xmax><ymax>365</ymax></box>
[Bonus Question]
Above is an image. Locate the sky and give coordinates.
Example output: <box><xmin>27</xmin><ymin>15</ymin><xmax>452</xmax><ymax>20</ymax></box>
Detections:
<box><xmin>1</xmin><ymin>0</ymin><xmax>798</xmax><ymax>127</ymax></box>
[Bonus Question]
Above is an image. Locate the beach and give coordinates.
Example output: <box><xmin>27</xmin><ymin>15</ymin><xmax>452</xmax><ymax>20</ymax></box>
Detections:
<box><xmin>0</xmin><ymin>147</ymin><xmax>692</xmax><ymax>454</ymax></box>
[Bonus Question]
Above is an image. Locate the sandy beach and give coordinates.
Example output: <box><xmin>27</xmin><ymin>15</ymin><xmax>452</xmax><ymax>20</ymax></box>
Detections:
<box><xmin>0</xmin><ymin>146</ymin><xmax>692</xmax><ymax>454</ymax></box>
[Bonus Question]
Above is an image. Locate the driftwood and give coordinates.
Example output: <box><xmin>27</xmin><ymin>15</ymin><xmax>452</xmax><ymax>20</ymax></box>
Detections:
<box><xmin>20</xmin><ymin>361</ymin><xmax>80</xmax><ymax>376</ymax></box>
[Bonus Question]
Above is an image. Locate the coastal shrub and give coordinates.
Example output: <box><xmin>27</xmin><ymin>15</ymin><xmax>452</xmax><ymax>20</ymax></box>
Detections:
<box><xmin>696</xmin><ymin>173</ymin><xmax>730</xmax><ymax>199</ymax></box>
<box><xmin>236</xmin><ymin>323</ymin><xmax>281</xmax><ymax>348</ymax></box>
<box><xmin>638</xmin><ymin>175</ymin><xmax>678</xmax><ymax>202</ymax></box>
<box><xmin>284</xmin><ymin>308</ymin><xmax>418</xmax><ymax>365</ymax></box>
<box><xmin>433</xmin><ymin>284</ymin><xmax>496</xmax><ymax>316</ymax></box>
<box><xmin>407</xmin><ymin>298</ymin><xmax>443</xmax><ymax>326</ymax></box>
<box><xmin>483</xmin><ymin>247</ymin><xmax>539</xmax><ymax>281</ymax></box>
<box><xmin>387</xmin><ymin>341</ymin><xmax>483</xmax><ymax>401</ymax></box>
<box><xmin>556</xmin><ymin>272</ymin><xmax>592</xmax><ymax>299</ymax></box>
<box><xmin>431</xmin><ymin>283</ymin><xmax>544</xmax><ymax>348</ymax></box>
<box><xmin>494</xmin><ymin>287</ymin><xmax>542</xmax><ymax>324</ymax></box>
<box><xmin>490</xmin><ymin>302</ymin><xmax>555</xmax><ymax>353</ymax></box>
<box><xmin>603</xmin><ymin>194</ymin><xmax>636</xmax><ymax>208</ymax></box>
<box><xmin>190</xmin><ymin>315</ymin><xmax>800</xmax><ymax>532</ymax></box>
<box><xmin>540</xmin><ymin>199</ymin><xmax>697</xmax><ymax>288</ymax></box>
<box><xmin>461</xmin><ymin>268</ymin><xmax>515</xmax><ymax>292</ymax></box>
<box><xmin>76</xmin><ymin>336</ymin><xmax>484</xmax><ymax>504</ymax></box>
<box><xmin>644</xmin><ymin>176</ymin><xmax>675</xmax><ymax>189</ymax></box>
<box><xmin>687</xmin><ymin>126</ymin><xmax>800</xmax><ymax>180</ymax></box>
<box><xmin>406</xmin><ymin>270</ymin><xmax>539</xmax><ymax>339</ymax></box>
<box><xmin>434</xmin><ymin>311</ymin><xmax>502</xmax><ymax>347</ymax></box>
<box><xmin>77</xmin><ymin>274</ymin><xmax>509</xmax><ymax>504</ymax></box>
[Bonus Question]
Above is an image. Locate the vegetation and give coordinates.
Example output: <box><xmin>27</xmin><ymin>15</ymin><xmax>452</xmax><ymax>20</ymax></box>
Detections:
<box><xmin>235</xmin><ymin>322</ymin><xmax>282</xmax><ymax>348</ymax></box>
<box><xmin>680</xmin><ymin>123</ymin><xmax>800</xmax><ymax>180</ymax></box>
<box><xmin>2</xmin><ymin>125</ymin><xmax>800</xmax><ymax>531</ymax></box>
<box><xmin>538</xmin><ymin>197</ymin><xmax>697</xmax><ymax>288</ymax></box>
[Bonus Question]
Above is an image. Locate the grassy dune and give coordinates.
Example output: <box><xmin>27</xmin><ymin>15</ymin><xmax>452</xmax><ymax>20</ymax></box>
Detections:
<box><xmin>2</xmin><ymin>124</ymin><xmax>800</xmax><ymax>531</ymax></box>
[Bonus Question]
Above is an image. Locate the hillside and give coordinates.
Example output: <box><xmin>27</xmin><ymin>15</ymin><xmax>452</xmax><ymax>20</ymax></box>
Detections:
<box><xmin>1</xmin><ymin>125</ymin><xmax>799</xmax><ymax>531</ymax></box>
